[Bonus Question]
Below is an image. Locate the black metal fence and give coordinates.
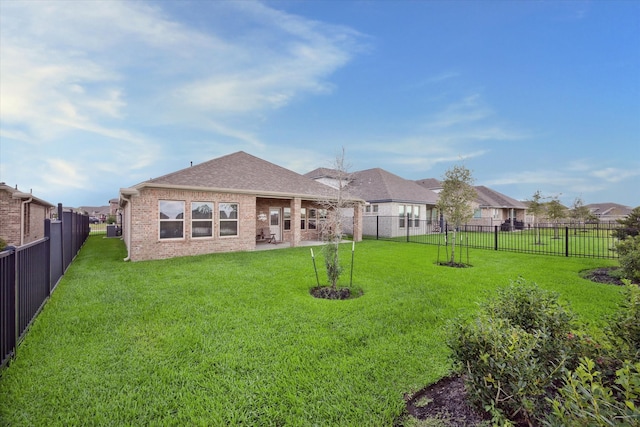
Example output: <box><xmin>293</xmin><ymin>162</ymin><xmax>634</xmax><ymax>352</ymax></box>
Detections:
<box><xmin>1</xmin><ymin>205</ymin><xmax>89</xmax><ymax>369</ymax></box>
<box><xmin>362</xmin><ymin>215</ymin><xmax>622</xmax><ymax>259</ymax></box>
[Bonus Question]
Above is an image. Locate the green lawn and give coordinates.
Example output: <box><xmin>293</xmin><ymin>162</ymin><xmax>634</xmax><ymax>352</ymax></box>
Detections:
<box><xmin>0</xmin><ymin>237</ymin><xmax>623</xmax><ymax>426</ymax></box>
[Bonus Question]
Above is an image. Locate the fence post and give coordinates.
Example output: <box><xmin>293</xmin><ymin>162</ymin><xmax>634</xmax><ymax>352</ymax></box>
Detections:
<box><xmin>44</xmin><ymin>219</ymin><xmax>52</xmax><ymax>296</ymax></box>
<box><xmin>406</xmin><ymin>213</ymin><xmax>410</xmax><ymax>242</ymax></box>
<box><xmin>565</xmin><ymin>226</ymin><xmax>569</xmax><ymax>257</ymax></box>
<box><xmin>494</xmin><ymin>225</ymin><xmax>499</xmax><ymax>251</ymax></box>
<box><xmin>376</xmin><ymin>215</ymin><xmax>379</xmax><ymax>240</ymax></box>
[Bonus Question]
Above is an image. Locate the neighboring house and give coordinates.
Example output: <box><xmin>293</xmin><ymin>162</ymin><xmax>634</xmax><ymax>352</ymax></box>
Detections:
<box><xmin>416</xmin><ymin>179</ymin><xmax>527</xmax><ymax>229</ymax></box>
<box><xmin>471</xmin><ymin>185</ymin><xmax>528</xmax><ymax>228</ymax></box>
<box><xmin>79</xmin><ymin>205</ymin><xmax>111</xmax><ymax>222</ymax></box>
<box><xmin>0</xmin><ymin>183</ymin><xmax>54</xmax><ymax>247</ymax></box>
<box><xmin>119</xmin><ymin>151</ymin><xmax>364</xmax><ymax>262</ymax></box>
<box><xmin>585</xmin><ymin>203</ymin><xmax>634</xmax><ymax>222</ymax></box>
<box><xmin>306</xmin><ymin>168</ymin><xmax>440</xmax><ymax>238</ymax></box>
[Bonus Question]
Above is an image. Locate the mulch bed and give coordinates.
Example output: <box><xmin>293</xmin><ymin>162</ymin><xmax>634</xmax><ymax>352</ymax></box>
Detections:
<box><xmin>403</xmin><ymin>375</ymin><xmax>489</xmax><ymax>426</ymax></box>
<box><xmin>582</xmin><ymin>267</ymin><xmax>627</xmax><ymax>286</ymax></box>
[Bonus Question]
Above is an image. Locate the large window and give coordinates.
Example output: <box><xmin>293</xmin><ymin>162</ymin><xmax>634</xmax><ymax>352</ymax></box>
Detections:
<box><xmin>219</xmin><ymin>203</ymin><xmax>238</xmax><ymax>237</ymax></box>
<box><xmin>399</xmin><ymin>204</ymin><xmax>421</xmax><ymax>227</ymax></box>
<box><xmin>159</xmin><ymin>200</ymin><xmax>184</xmax><ymax>239</ymax></box>
<box><xmin>283</xmin><ymin>207</ymin><xmax>291</xmax><ymax>230</ymax></box>
<box><xmin>300</xmin><ymin>208</ymin><xmax>307</xmax><ymax>230</ymax></box>
<box><xmin>192</xmin><ymin>202</ymin><xmax>213</xmax><ymax>238</ymax></box>
<box><xmin>309</xmin><ymin>209</ymin><xmax>317</xmax><ymax>229</ymax></box>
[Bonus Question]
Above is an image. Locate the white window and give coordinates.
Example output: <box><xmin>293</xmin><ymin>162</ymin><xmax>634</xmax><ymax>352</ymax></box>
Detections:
<box><xmin>309</xmin><ymin>209</ymin><xmax>317</xmax><ymax>229</ymax></box>
<box><xmin>399</xmin><ymin>205</ymin><xmax>405</xmax><ymax>228</ymax></box>
<box><xmin>283</xmin><ymin>207</ymin><xmax>291</xmax><ymax>230</ymax></box>
<box><xmin>372</xmin><ymin>204</ymin><xmax>378</xmax><ymax>213</ymax></box>
<box><xmin>300</xmin><ymin>208</ymin><xmax>307</xmax><ymax>230</ymax></box>
<box><xmin>413</xmin><ymin>206</ymin><xmax>420</xmax><ymax>227</ymax></box>
<box><xmin>219</xmin><ymin>203</ymin><xmax>238</xmax><ymax>237</ymax></box>
<box><xmin>159</xmin><ymin>200</ymin><xmax>184</xmax><ymax>239</ymax></box>
<box><xmin>474</xmin><ymin>208</ymin><xmax>482</xmax><ymax>219</ymax></box>
<box><xmin>192</xmin><ymin>202</ymin><xmax>213</xmax><ymax>238</ymax></box>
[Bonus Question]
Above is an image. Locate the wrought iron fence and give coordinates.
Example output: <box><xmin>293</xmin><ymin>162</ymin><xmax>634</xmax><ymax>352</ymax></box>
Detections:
<box><xmin>1</xmin><ymin>205</ymin><xmax>89</xmax><ymax>369</ymax></box>
<box><xmin>362</xmin><ymin>215</ymin><xmax>621</xmax><ymax>259</ymax></box>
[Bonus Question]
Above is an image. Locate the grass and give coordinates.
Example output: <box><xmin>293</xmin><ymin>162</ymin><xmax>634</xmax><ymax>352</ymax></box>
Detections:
<box><xmin>0</xmin><ymin>237</ymin><xmax>624</xmax><ymax>426</ymax></box>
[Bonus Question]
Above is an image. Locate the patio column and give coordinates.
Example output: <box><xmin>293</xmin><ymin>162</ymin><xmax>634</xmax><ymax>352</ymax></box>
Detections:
<box><xmin>352</xmin><ymin>202</ymin><xmax>363</xmax><ymax>242</ymax></box>
<box><xmin>291</xmin><ymin>198</ymin><xmax>301</xmax><ymax>247</ymax></box>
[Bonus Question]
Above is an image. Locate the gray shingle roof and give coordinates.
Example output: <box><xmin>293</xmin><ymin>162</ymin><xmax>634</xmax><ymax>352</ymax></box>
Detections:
<box><xmin>133</xmin><ymin>151</ymin><xmax>347</xmax><ymax>200</ymax></box>
<box><xmin>346</xmin><ymin>168</ymin><xmax>439</xmax><ymax>204</ymax></box>
<box><xmin>415</xmin><ymin>178</ymin><xmax>442</xmax><ymax>191</ymax></box>
<box><xmin>474</xmin><ymin>185</ymin><xmax>526</xmax><ymax>208</ymax></box>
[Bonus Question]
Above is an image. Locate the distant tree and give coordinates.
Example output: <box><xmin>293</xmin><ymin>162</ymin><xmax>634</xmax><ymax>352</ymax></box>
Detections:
<box><xmin>613</xmin><ymin>206</ymin><xmax>640</xmax><ymax>240</ymax></box>
<box><xmin>569</xmin><ymin>197</ymin><xmax>596</xmax><ymax>234</ymax></box>
<box><xmin>435</xmin><ymin>164</ymin><xmax>477</xmax><ymax>265</ymax></box>
<box><xmin>527</xmin><ymin>190</ymin><xmax>547</xmax><ymax>244</ymax></box>
<box><xmin>546</xmin><ymin>196</ymin><xmax>567</xmax><ymax>239</ymax></box>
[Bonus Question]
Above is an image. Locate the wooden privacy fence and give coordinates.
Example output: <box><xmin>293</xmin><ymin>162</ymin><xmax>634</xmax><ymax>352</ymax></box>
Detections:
<box><xmin>1</xmin><ymin>205</ymin><xmax>89</xmax><ymax>370</ymax></box>
<box><xmin>363</xmin><ymin>215</ymin><xmax>622</xmax><ymax>259</ymax></box>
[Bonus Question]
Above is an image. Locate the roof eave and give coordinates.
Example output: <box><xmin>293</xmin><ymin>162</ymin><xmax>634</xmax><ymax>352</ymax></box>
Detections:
<box><xmin>128</xmin><ymin>182</ymin><xmax>365</xmax><ymax>204</ymax></box>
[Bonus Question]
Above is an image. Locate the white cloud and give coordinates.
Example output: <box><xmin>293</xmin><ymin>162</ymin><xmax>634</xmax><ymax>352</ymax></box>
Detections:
<box><xmin>591</xmin><ymin>167</ymin><xmax>640</xmax><ymax>183</ymax></box>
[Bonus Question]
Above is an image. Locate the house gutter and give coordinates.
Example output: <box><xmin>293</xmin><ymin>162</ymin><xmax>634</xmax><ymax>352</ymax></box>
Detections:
<box><xmin>12</xmin><ymin>192</ymin><xmax>32</xmax><ymax>246</ymax></box>
<box><xmin>119</xmin><ymin>188</ymin><xmax>138</xmax><ymax>261</ymax></box>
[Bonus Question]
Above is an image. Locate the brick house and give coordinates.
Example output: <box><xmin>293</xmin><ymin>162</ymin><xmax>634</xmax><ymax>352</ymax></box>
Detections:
<box><xmin>306</xmin><ymin>168</ymin><xmax>440</xmax><ymax>238</ymax></box>
<box><xmin>416</xmin><ymin>179</ymin><xmax>527</xmax><ymax>228</ymax></box>
<box><xmin>119</xmin><ymin>152</ymin><xmax>364</xmax><ymax>262</ymax></box>
<box><xmin>0</xmin><ymin>183</ymin><xmax>54</xmax><ymax>247</ymax></box>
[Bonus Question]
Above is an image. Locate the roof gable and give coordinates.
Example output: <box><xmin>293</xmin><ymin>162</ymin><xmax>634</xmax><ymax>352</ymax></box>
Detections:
<box><xmin>474</xmin><ymin>185</ymin><xmax>527</xmax><ymax>208</ymax></box>
<box><xmin>134</xmin><ymin>151</ymin><xmax>342</xmax><ymax>199</ymax></box>
<box><xmin>0</xmin><ymin>183</ymin><xmax>55</xmax><ymax>207</ymax></box>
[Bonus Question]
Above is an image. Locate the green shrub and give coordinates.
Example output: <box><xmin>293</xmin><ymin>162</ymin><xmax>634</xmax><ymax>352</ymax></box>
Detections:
<box><xmin>607</xmin><ymin>284</ymin><xmax>640</xmax><ymax>363</ymax></box>
<box><xmin>544</xmin><ymin>358</ymin><xmax>640</xmax><ymax>427</ymax></box>
<box><xmin>613</xmin><ymin>206</ymin><xmax>640</xmax><ymax>240</ymax></box>
<box><xmin>447</xmin><ymin>279</ymin><xmax>575</xmax><ymax>425</ymax></box>
<box><xmin>616</xmin><ymin>236</ymin><xmax>640</xmax><ymax>284</ymax></box>
<box><xmin>0</xmin><ymin>237</ymin><xmax>6</xmax><ymax>251</ymax></box>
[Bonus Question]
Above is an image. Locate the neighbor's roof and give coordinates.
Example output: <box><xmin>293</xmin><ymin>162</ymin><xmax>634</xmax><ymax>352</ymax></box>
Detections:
<box><xmin>415</xmin><ymin>178</ymin><xmax>442</xmax><ymax>191</ymax></box>
<box><xmin>474</xmin><ymin>185</ymin><xmax>527</xmax><ymax>209</ymax></box>
<box><xmin>124</xmin><ymin>151</ymin><xmax>359</xmax><ymax>201</ymax></box>
<box><xmin>346</xmin><ymin>168</ymin><xmax>439</xmax><ymax>204</ymax></box>
<box><xmin>585</xmin><ymin>203</ymin><xmax>633</xmax><ymax>217</ymax></box>
<box><xmin>0</xmin><ymin>183</ymin><xmax>55</xmax><ymax>207</ymax></box>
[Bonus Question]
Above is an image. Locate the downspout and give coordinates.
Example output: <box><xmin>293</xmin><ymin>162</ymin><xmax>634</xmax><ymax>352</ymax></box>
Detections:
<box><xmin>20</xmin><ymin>197</ymin><xmax>33</xmax><ymax>246</ymax></box>
<box><xmin>120</xmin><ymin>193</ymin><xmax>132</xmax><ymax>261</ymax></box>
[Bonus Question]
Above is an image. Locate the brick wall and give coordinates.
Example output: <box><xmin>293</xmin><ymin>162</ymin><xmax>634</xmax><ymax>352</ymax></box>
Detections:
<box><xmin>0</xmin><ymin>190</ymin><xmax>21</xmax><ymax>246</ymax></box>
<box><xmin>125</xmin><ymin>188</ymin><xmax>257</xmax><ymax>261</ymax></box>
<box><xmin>0</xmin><ymin>190</ymin><xmax>51</xmax><ymax>246</ymax></box>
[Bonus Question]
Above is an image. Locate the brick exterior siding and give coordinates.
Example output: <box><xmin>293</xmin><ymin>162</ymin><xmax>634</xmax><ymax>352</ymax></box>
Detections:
<box><xmin>0</xmin><ymin>189</ymin><xmax>51</xmax><ymax>246</ymax></box>
<box><xmin>123</xmin><ymin>188</ymin><xmax>362</xmax><ymax>262</ymax></box>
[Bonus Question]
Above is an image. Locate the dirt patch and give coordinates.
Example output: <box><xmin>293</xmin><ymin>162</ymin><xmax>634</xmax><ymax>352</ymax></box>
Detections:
<box><xmin>310</xmin><ymin>286</ymin><xmax>361</xmax><ymax>300</ymax></box>
<box><xmin>402</xmin><ymin>375</ymin><xmax>489</xmax><ymax>426</ymax></box>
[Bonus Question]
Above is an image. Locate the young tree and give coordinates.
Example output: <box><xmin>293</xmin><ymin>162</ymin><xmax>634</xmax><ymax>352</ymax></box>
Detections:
<box><xmin>435</xmin><ymin>164</ymin><xmax>477</xmax><ymax>265</ymax></box>
<box><xmin>319</xmin><ymin>147</ymin><xmax>352</xmax><ymax>289</ymax></box>
<box><xmin>546</xmin><ymin>196</ymin><xmax>567</xmax><ymax>239</ymax></box>
<box><xmin>527</xmin><ymin>190</ymin><xmax>547</xmax><ymax>245</ymax></box>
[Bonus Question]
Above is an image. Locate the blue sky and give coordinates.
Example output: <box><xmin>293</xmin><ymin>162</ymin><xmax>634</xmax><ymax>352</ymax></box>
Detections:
<box><xmin>1</xmin><ymin>0</ymin><xmax>638</xmax><ymax>208</ymax></box>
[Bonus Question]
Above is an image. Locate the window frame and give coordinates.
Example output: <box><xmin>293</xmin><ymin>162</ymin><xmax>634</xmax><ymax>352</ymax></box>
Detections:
<box><xmin>191</xmin><ymin>201</ymin><xmax>214</xmax><ymax>238</ymax></box>
<box><xmin>159</xmin><ymin>200</ymin><xmax>185</xmax><ymax>240</ymax></box>
<box><xmin>283</xmin><ymin>207</ymin><xmax>291</xmax><ymax>230</ymax></box>
<box><xmin>219</xmin><ymin>202</ymin><xmax>239</xmax><ymax>237</ymax></box>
